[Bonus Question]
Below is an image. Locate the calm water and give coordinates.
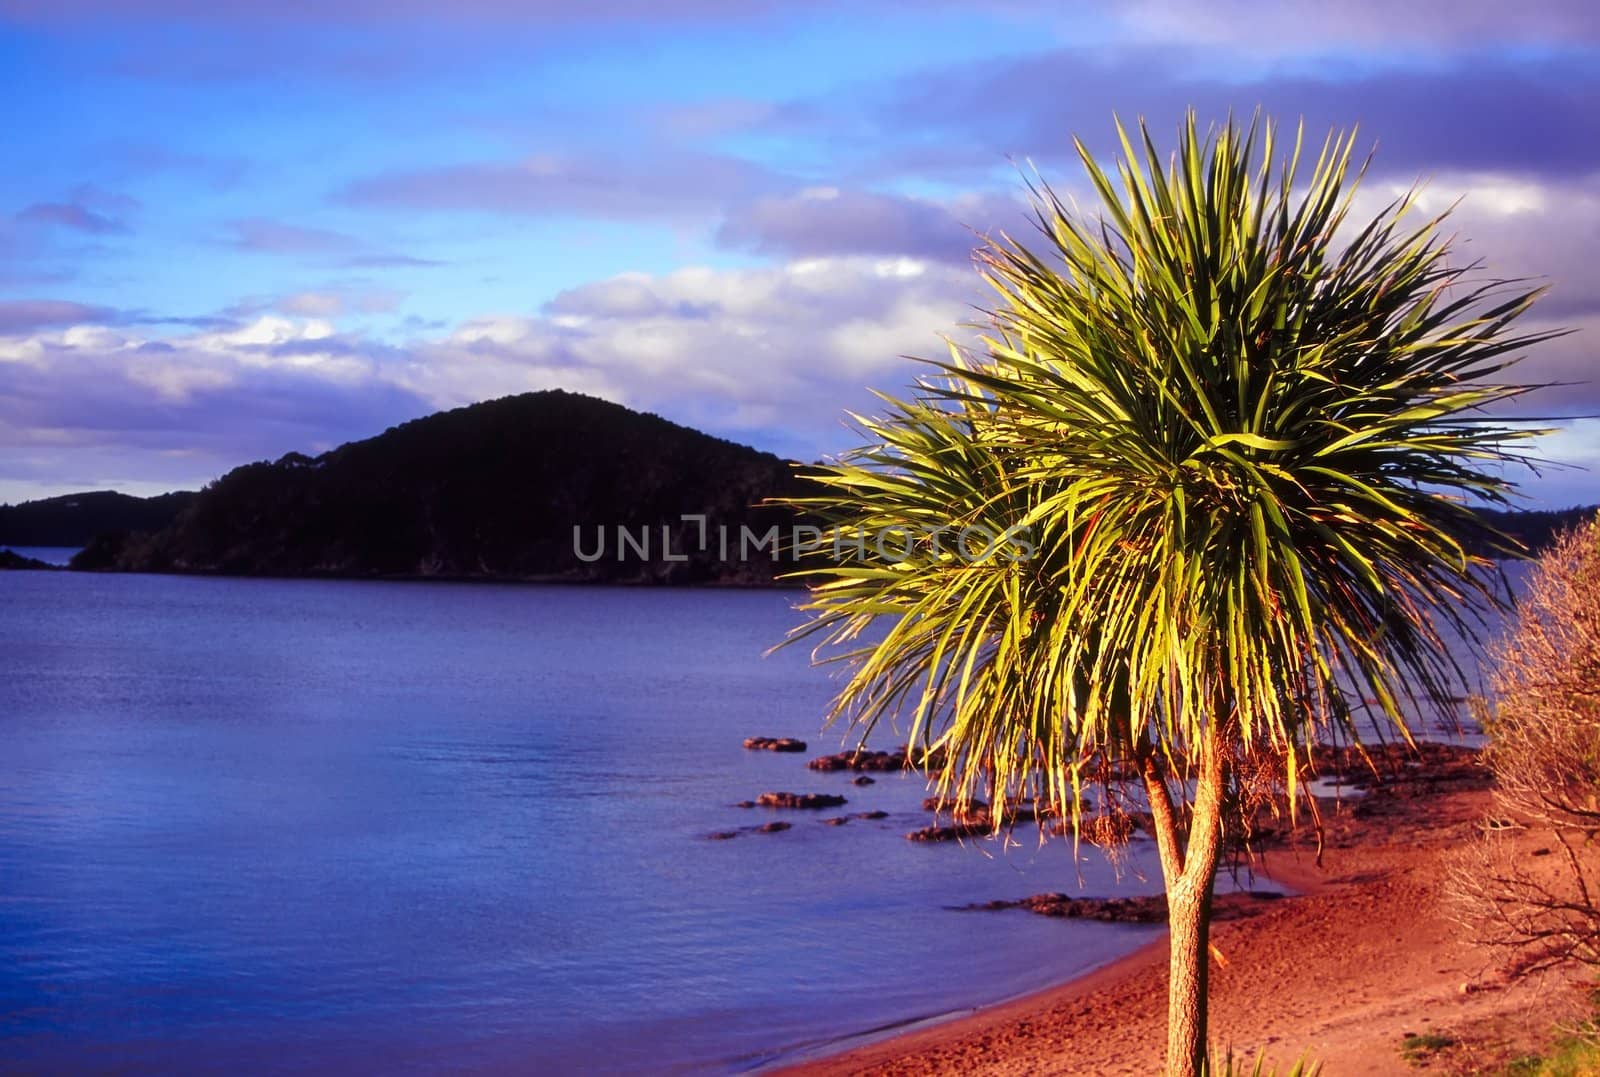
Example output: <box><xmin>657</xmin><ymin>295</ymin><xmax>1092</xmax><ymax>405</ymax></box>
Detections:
<box><xmin>0</xmin><ymin>573</ymin><xmax>1179</xmax><ymax>1074</ymax></box>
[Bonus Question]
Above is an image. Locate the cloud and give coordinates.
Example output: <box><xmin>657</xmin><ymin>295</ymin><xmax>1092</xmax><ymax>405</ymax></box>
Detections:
<box><xmin>0</xmin><ymin>300</ymin><xmax>121</xmax><ymax>333</ymax></box>
<box><xmin>411</xmin><ymin>256</ymin><xmax>980</xmax><ymax>449</ymax></box>
<box><xmin>225</xmin><ymin>217</ymin><xmax>364</xmax><ymax>255</ymax></box>
<box><xmin>1330</xmin><ymin>173</ymin><xmax>1599</xmax><ymax>429</ymax></box>
<box><xmin>1526</xmin><ymin>419</ymin><xmax>1600</xmax><ymax>508</ymax></box>
<box><xmin>343</xmin><ymin>151</ymin><xmax>1025</xmax><ymax>261</ymax></box>
<box><xmin>1385</xmin><ymin>172</ymin><xmax>1600</xmax><ymax>322</ymax></box>
<box><xmin>0</xmin><ymin>0</ymin><xmax>960</xmax><ymax>25</ymax></box>
<box><xmin>1</xmin><ymin>211</ymin><xmax>1591</xmax><ymax>502</ymax></box>
<box><xmin>274</xmin><ymin>293</ymin><xmax>346</xmax><ymax>318</ymax></box>
<box><xmin>19</xmin><ymin>0</ymin><xmax>1583</xmax><ymax>43</ymax></box>
<box><xmin>280</xmin><ymin>290</ymin><xmax>402</xmax><ymax>317</ymax></box>
<box><xmin>0</xmin><ymin>256</ymin><xmax>978</xmax><ymax>497</ymax></box>
<box><xmin>208</xmin><ymin>287</ymin><xmax>406</xmax><ymax>322</ymax></box>
<box><xmin>1</xmin><ymin>188</ymin><xmax>138</xmax><ymax>281</ymax></box>
<box><xmin>338</xmin><ymin>252</ymin><xmax>442</xmax><ymax>269</ymax></box>
<box><xmin>341</xmin><ymin>149</ymin><xmax>787</xmax><ymax>221</ymax></box>
<box><xmin>0</xmin><ymin>315</ymin><xmax>434</xmax><ymax>496</ymax></box>
<box><xmin>651</xmin><ymin>98</ymin><xmax>780</xmax><ymax>140</ymax></box>
<box><xmin>221</xmin><ymin>217</ymin><xmax>437</xmax><ymax>269</ymax></box>
<box><xmin>1109</xmin><ymin>0</ymin><xmax>1600</xmax><ymax>50</ymax></box>
<box><xmin>716</xmin><ymin>187</ymin><xmax>1023</xmax><ymax>264</ymax></box>
<box><xmin>15</xmin><ymin>202</ymin><xmax>129</xmax><ymax>236</ymax></box>
<box><xmin>809</xmin><ymin>47</ymin><xmax>1600</xmax><ymax>183</ymax></box>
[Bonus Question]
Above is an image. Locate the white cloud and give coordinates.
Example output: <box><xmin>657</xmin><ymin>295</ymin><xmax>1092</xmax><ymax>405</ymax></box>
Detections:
<box><xmin>1350</xmin><ymin>171</ymin><xmax>1600</xmax><ymax>327</ymax></box>
<box><xmin>419</xmin><ymin>256</ymin><xmax>979</xmax><ymax>436</ymax></box>
<box><xmin>1</xmin><ymin>205</ymin><xmax>1593</xmax><ymax>504</ymax></box>
<box><xmin>0</xmin><ymin>255</ymin><xmax>980</xmax><ymax>498</ymax></box>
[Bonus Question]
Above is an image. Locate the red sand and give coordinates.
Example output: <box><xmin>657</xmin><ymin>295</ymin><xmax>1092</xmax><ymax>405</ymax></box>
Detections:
<box><xmin>781</xmin><ymin>755</ymin><xmax>1590</xmax><ymax>1076</ymax></box>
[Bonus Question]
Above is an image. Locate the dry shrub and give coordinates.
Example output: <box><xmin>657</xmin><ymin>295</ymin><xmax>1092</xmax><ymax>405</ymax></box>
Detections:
<box><xmin>1448</xmin><ymin>516</ymin><xmax>1600</xmax><ymax>975</ymax></box>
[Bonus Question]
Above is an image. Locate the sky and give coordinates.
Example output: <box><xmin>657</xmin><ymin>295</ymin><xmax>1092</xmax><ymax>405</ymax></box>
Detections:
<box><xmin>1</xmin><ymin>0</ymin><xmax>1597</xmax><ymax>508</ymax></box>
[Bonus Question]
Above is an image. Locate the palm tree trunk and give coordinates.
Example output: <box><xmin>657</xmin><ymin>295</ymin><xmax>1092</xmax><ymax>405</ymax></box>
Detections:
<box><xmin>1143</xmin><ymin>730</ymin><xmax>1227</xmax><ymax>1077</ymax></box>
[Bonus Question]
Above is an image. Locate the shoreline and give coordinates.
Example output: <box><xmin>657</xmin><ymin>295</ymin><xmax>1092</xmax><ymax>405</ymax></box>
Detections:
<box><xmin>768</xmin><ymin>934</ymin><xmax>1173</xmax><ymax>1074</ymax></box>
<box><xmin>2</xmin><ymin>557</ymin><xmax>813</xmax><ymax>589</ymax></box>
<box><xmin>774</xmin><ymin>851</ymin><xmax>1336</xmax><ymax>1075</ymax></box>
<box><xmin>776</xmin><ymin>747</ymin><xmax>1588</xmax><ymax>1076</ymax></box>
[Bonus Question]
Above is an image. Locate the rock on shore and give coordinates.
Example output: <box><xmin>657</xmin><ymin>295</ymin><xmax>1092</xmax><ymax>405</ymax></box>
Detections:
<box><xmin>957</xmin><ymin>889</ymin><xmax>1284</xmax><ymax>923</ymax></box>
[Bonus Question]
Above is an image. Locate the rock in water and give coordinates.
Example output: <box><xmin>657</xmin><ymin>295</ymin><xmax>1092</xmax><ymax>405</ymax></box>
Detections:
<box><xmin>807</xmin><ymin>745</ymin><xmax>946</xmax><ymax>772</ymax></box>
<box><xmin>755</xmin><ymin>791</ymin><xmax>848</xmax><ymax>810</ymax></box>
<box><xmin>743</xmin><ymin>737</ymin><xmax>808</xmax><ymax>752</ymax></box>
<box><xmin>906</xmin><ymin>824</ymin><xmax>985</xmax><ymax>843</ymax></box>
<box><xmin>955</xmin><ymin>890</ymin><xmax>1283</xmax><ymax>924</ymax></box>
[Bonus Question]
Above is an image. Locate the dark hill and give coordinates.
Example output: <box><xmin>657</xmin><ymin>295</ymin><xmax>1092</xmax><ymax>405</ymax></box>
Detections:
<box><xmin>0</xmin><ymin>490</ymin><xmax>196</xmax><ymax>547</ymax></box>
<box><xmin>0</xmin><ymin>549</ymin><xmax>59</xmax><ymax>571</ymax></box>
<box><xmin>1479</xmin><ymin>505</ymin><xmax>1598</xmax><ymax>554</ymax></box>
<box><xmin>72</xmin><ymin>390</ymin><xmax>815</xmax><ymax>584</ymax></box>
<box><xmin>39</xmin><ymin>390</ymin><xmax>1594</xmax><ymax>585</ymax></box>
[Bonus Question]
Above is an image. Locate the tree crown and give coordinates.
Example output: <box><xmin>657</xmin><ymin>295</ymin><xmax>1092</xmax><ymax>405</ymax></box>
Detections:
<box><xmin>784</xmin><ymin>112</ymin><xmax>1555</xmax><ymax>828</ymax></box>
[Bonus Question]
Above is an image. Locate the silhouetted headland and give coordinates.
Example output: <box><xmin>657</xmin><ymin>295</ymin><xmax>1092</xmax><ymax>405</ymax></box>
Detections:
<box><xmin>1</xmin><ymin>389</ymin><xmax>1589</xmax><ymax>585</ymax></box>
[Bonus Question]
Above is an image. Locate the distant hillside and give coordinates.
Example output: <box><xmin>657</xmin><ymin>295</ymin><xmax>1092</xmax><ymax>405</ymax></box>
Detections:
<box><xmin>0</xmin><ymin>490</ymin><xmax>196</xmax><ymax>547</ymax></box>
<box><xmin>32</xmin><ymin>392</ymin><xmax>1595</xmax><ymax>586</ymax></box>
<box><xmin>72</xmin><ymin>390</ymin><xmax>817</xmax><ymax>584</ymax></box>
<box><xmin>1479</xmin><ymin>505</ymin><xmax>1599</xmax><ymax>556</ymax></box>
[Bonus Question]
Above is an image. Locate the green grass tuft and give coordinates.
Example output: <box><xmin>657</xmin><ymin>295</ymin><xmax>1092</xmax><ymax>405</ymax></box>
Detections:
<box><xmin>1497</xmin><ymin>1035</ymin><xmax>1600</xmax><ymax>1076</ymax></box>
<box><xmin>1400</xmin><ymin>1032</ymin><xmax>1459</xmax><ymax>1065</ymax></box>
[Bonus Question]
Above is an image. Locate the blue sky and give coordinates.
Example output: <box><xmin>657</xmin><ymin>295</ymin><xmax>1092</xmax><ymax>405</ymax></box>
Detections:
<box><xmin>1</xmin><ymin>0</ymin><xmax>1597</xmax><ymax>506</ymax></box>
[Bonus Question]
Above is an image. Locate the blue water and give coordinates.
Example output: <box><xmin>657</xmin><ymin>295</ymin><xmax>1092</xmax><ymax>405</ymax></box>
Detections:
<box><xmin>0</xmin><ymin>573</ymin><xmax>1173</xmax><ymax>1074</ymax></box>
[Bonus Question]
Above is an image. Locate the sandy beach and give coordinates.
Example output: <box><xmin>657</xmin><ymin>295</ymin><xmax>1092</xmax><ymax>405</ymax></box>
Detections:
<box><xmin>783</xmin><ymin>745</ymin><xmax>1592</xmax><ymax>1076</ymax></box>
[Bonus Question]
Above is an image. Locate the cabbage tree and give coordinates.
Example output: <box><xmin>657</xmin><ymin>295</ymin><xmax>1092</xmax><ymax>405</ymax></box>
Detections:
<box><xmin>782</xmin><ymin>114</ymin><xmax>1554</xmax><ymax>1076</ymax></box>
